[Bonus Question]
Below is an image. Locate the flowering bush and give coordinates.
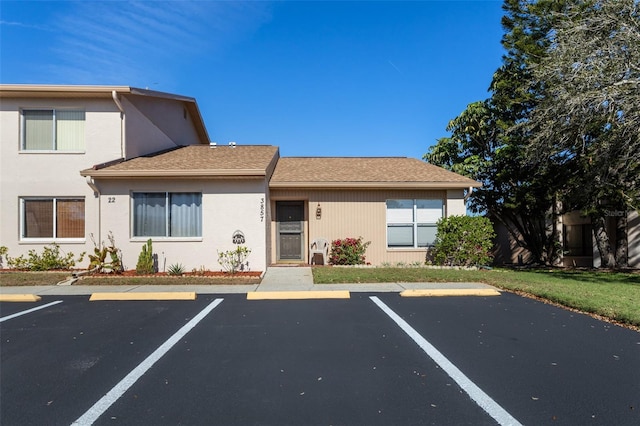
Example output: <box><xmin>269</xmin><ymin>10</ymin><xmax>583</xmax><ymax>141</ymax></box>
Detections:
<box><xmin>329</xmin><ymin>237</ymin><xmax>371</xmax><ymax>265</ymax></box>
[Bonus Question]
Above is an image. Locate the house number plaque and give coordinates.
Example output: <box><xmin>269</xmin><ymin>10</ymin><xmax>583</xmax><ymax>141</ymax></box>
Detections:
<box><xmin>259</xmin><ymin>198</ymin><xmax>265</xmax><ymax>222</ymax></box>
<box><xmin>232</xmin><ymin>230</ymin><xmax>246</xmax><ymax>244</ymax></box>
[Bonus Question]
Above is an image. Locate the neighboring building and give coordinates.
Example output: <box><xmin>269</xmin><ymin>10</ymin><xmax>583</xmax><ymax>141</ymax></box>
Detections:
<box><xmin>561</xmin><ymin>210</ymin><xmax>640</xmax><ymax>268</ymax></box>
<box><xmin>493</xmin><ymin>210</ymin><xmax>640</xmax><ymax>268</ymax></box>
<box><xmin>1</xmin><ymin>84</ymin><xmax>481</xmax><ymax>271</ymax></box>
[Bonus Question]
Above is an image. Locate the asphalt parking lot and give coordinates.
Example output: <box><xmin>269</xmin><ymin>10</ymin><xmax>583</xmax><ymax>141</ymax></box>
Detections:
<box><xmin>1</xmin><ymin>293</ymin><xmax>639</xmax><ymax>425</ymax></box>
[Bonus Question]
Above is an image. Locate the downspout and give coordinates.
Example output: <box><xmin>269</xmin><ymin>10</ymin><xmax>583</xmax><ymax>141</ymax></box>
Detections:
<box><xmin>464</xmin><ymin>186</ymin><xmax>474</xmax><ymax>202</ymax></box>
<box><xmin>86</xmin><ymin>176</ymin><xmax>102</xmax><ymax>252</ymax></box>
<box><xmin>111</xmin><ymin>90</ymin><xmax>126</xmax><ymax>160</ymax></box>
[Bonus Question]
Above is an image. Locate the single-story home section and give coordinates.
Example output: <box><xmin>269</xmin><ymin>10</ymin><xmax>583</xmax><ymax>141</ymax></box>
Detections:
<box><xmin>268</xmin><ymin>157</ymin><xmax>481</xmax><ymax>265</ymax></box>
<box><xmin>80</xmin><ymin>147</ymin><xmax>481</xmax><ymax>270</ymax></box>
<box><xmin>81</xmin><ymin>144</ymin><xmax>279</xmax><ymax>272</ymax></box>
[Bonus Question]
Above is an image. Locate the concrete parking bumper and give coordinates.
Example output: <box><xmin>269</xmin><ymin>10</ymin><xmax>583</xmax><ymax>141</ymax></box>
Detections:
<box><xmin>89</xmin><ymin>292</ymin><xmax>197</xmax><ymax>301</ymax></box>
<box><xmin>0</xmin><ymin>294</ymin><xmax>42</xmax><ymax>302</ymax></box>
<box><xmin>247</xmin><ymin>290</ymin><xmax>350</xmax><ymax>300</ymax></box>
<box><xmin>400</xmin><ymin>288</ymin><xmax>501</xmax><ymax>297</ymax></box>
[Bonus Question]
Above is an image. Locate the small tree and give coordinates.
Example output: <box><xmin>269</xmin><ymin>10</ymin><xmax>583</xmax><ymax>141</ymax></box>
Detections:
<box><xmin>431</xmin><ymin>216</ymin><xmax>495</xmax><ymax>267</ymax></box>
<box><xmin>218</xmin><ymin>246</ymin><xmax>251</xmax><ymax>274</ymax></box>
<box><xmin>329</xmin><ymin>237</ymin><xmax>370</xmax><ymax>265</ymax></box>
<box><xmin>136</xmin><ymin>239</ymin><xmax>155</xmax><ymax>275</ymax></box>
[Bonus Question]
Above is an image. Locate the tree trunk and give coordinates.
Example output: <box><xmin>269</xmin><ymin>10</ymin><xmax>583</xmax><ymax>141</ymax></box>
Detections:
<box><xmin>615</xmin><ymin>214</ymin><xmax>628</xmax><ymax>268</ymax></box>
<box><xmin>592</xmin><ymin>215</ymin><xmax>615</xmax><ymax>268</ymax></box>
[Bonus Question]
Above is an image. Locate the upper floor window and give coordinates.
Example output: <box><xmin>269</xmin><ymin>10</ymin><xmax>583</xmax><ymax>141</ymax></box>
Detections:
<box><xmin>21</xmin><ymin>197</ymin><xmax>85</xmax><ymax>240</ymax></box>
<box><xmin>132</xmin><ymin>192</ymin><xmax>202</xmax><ymax>238</ymax></box>
<box><xmin>21</xmin><ymin>109</ymin><xmax>85</xmax><ymax>151</ymax></box>
<box><xmin>386</xmin><ymin>199</ymin><xmax>443</xmax><ymax>248</ymax></box>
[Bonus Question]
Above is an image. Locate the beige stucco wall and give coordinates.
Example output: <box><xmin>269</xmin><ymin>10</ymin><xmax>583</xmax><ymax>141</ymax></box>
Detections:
<box><xmin>0</xmin><ymin>94</ymin><xmax>208</xmax><ymax>269</ymax></box>
<box><xmin>122</xmin><ymin>95</ymin><xmax>203</xmax><ymax>159</ymax></box>
<box><xmin>94</xmin><ymin>179</ymin><xmax>269</xmax><ymax>272</ymax></box>
<box><xmin>491</xmin><ymin>220</ymin><xmax>534</xmax><ymax>266</ymax></box>
<box><xmin>269</xmin><ymin>188</ymin><xmax>464</xmax><ymax>265</ymax></box>
<box><xmin>0</xmin><ymin>97</ymin><xmax>122</xmax><ymax>265</ymax></box>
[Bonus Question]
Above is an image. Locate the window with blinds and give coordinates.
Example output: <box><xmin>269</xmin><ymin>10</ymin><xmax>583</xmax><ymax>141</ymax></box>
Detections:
<box><xmin>386</xmin><ymin>199</ymin><xmax>443</xmax><ymax>248</ymax></box>
<box><xmin>21</xmin><ymin>198</ymin><xmax>85</xmax><ymax>239</ymax></box>
<box><xmin>132</xmin><ymin>192</ymin><xmax>202</xmax><ymax>238</ymax></box>
<box><xmin>22</xmin><ymin>109</ymin><xmax>85</xmax><ymax>151</ymax></box>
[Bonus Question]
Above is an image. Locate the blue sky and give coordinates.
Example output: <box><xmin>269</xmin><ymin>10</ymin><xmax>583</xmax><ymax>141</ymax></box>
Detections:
<box><xmin>1</xmin><ymin>1</ymin><xmax>505</xmax><ymax>158</ymax></box>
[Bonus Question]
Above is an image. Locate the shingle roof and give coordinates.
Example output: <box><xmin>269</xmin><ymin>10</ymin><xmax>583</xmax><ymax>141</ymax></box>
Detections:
<box><xmin>81</xmin><ymin>145</ymin><xmax>279</xmax><ymax>178</ymax></box>
<box><xmin>82</xmin><ymin>147</ymin><xmax>480</xmax><ymax>188</ymax></box>
<box><xmin>269</xmin><ymin>157</ymin><xmax>481</xmax><ymax>189</ymax></box>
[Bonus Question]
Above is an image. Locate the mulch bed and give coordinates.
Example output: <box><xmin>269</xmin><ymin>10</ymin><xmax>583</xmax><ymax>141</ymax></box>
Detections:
<box><xmin>88</xmin><ymin>270</ymin><xmax>262</xmax><ymax>278</ymax></box>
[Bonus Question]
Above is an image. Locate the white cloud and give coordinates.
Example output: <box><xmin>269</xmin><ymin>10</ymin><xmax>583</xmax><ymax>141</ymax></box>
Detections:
<box><xmin>46</xmin><ymin>1</ymin><xmax>272</xmax><ymax>85</ymax></box>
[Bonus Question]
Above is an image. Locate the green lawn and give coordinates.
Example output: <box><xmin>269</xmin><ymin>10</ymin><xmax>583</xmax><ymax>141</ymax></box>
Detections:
<box><xmin>312</xmin><ymin>267</ymin><xmax>640</xmax><ymax>328</ymax></box>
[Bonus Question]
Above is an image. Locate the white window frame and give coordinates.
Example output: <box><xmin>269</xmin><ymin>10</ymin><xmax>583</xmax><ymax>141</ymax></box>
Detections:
<box><xmin>20</xmin><ymin>108</ymin><xmax>86</xmax><ymax>152</ymax></box>
<box><xmin>386</xmin><ymin>199</ymin><xmax>443</xmax><ymax>248</ymax></box>
<box><xmin>131</xmin><ymin>192</ymin><xmax>203</xmax><ymax>240</ymax></box>
<box><xmin>19</xmin><ymin>197</ymin><xmax>86</xmax><ymax>242</ymax></box>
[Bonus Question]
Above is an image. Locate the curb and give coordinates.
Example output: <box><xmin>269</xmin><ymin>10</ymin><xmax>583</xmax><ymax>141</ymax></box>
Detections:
<box><xmin>0</xmin><ymin>294</ymin><xmax>42</xmax><ymax>302</ymax></box>
<box><xmin>400</xmin><ymin>289</ymin><xmax>501</xmax><ymax>297</ymax></box>
<box><xmin>89</xmin><ymin>292</ymin><xmax>197</xmax><ymax>301</ymax></box>
<box><xmin>247</xmin><ymin>291</ymin><xmax>350</xmax><ymax>300</ymax></box>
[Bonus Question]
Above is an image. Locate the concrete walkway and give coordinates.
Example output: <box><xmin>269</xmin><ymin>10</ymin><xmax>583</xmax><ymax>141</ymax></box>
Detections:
<box><xmin>0</xmin><ymin>266</ymin><xmax>498</xmax><ymax>296</ymax></box>
<box><xmin>257</xmin><ymin>266</ymin><xmax>314</xmax><ymax>291</ymax></box>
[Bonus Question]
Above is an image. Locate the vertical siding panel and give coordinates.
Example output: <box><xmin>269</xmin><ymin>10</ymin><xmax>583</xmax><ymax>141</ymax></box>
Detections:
<box><xmin>271</xmin><ymin>188</ymin><xmax>448</xmax><ymax>265</ymax></box>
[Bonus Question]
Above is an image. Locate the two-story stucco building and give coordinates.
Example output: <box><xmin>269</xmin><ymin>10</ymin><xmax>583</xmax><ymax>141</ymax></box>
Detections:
<box><xmin>1</xmin><ymin>84</ymin><xmax>480</xmax><ymax>272</ymax></box>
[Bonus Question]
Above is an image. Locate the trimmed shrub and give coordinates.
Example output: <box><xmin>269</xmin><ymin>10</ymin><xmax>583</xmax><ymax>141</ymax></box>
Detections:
<box><xmin>6</xmin><ymin>243</ymin><xmax>85</xmax><ymax>271</ymax></box>
<box><xmin>329</xmin><ymin>237</ymin><xmax>371</xmax><ymax>265</ymax></box>
<box><xmin>431</xmin><ymin>215</ymin><xmax>495</xmax><ymax>267</ymax></box>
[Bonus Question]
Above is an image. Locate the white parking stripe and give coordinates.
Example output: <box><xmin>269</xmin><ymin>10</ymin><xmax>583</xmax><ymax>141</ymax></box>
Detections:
<box><xmin>370</xmin><ymin>296</ymin><xmax>523</xmax><ymax>426</ymax></box>
<box><xmin>71</xmin><ymin>298</ymin><xmax>224</xmax><ymax>426</ymax></box>
<box><xmin>0</xmin><ymin>300</ymin><xmax>63</xmax><ymax>323</ymax></box>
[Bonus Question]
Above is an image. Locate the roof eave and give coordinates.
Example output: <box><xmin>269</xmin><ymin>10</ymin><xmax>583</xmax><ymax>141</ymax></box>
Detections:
<box><xmin>269</xmin><ymin>181</ymin><xmax>482</xmax><ymax>189</ymax></box>
<box><xmin>81</xmin><ymin>169</ymin><xmax>267</xmax><ymax>178</ymax></box>
<box><xmin>0</xmin><ymin>84</ymin><xmax>132</xmax><ymax>98</ymax></box>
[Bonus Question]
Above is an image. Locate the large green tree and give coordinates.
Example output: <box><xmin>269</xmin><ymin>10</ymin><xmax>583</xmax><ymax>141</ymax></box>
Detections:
<box><xmin>427</xmin><ymin>0</ymin><xmax>639</xmax><ymax>268</ymax></box>
<box><xmin>425</xmin><ymin>0</ymin><xmax>565</xmax><ymax>264</ymax></box>
<box><xmin>522</xmin><ymin>0</ymin><xmax>640</xmax><ymax>267</ymax></box>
